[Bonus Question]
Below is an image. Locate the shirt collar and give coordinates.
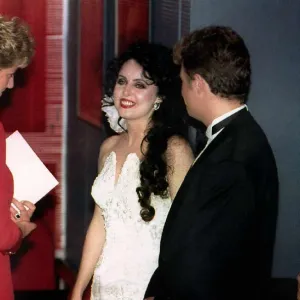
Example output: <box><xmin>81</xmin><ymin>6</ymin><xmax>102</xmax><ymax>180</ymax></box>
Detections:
<box><xmin>206</xmin><ymin>104</ymin><xmax>248</xmax><ymax>139</ymax></box>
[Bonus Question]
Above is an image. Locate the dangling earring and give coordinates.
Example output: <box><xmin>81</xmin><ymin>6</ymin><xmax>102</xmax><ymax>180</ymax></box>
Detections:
<box><xmin>153</xmin><ymin>102</ymin><xmax>161</xmax><ymax>111</ymax></box>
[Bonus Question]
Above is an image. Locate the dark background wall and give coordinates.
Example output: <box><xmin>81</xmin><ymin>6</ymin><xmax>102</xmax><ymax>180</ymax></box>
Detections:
<box><xmin>151</xmin><ymin>0</ymin><xmax>201</xmax><ymax>149</ymax></box>
<box><xmin>190</xmin><ymin>0</ymin><xmax>300</xmax><ymax>278</ymax></box>
<box><xmin>65</xmin><ymin>0</ymin><xmax>105</xmax><ymax>268</ymax></box>
<box><xmin>151</xmin><ymin>0</ymin><xmax>190</xmax><ymax>47</ymax></box>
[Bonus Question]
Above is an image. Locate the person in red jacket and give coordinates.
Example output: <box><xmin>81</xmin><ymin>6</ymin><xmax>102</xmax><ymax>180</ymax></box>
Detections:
<box><xmin>0</xmin><ymin>15</ymin><xmax>36</xmax><ymax>300</ymax></box>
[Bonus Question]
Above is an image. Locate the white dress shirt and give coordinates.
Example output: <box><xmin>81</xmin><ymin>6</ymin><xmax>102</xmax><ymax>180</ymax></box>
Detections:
<box><xmin>194</xmin><ymin>104</ymin><xmax>248</xmax><ymax>164</ymax></box>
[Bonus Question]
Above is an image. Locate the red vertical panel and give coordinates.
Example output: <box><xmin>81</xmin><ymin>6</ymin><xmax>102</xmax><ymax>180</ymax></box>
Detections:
<box><xmin>0</xmin><ymin>0</ymin><xmax>22</xmax><ymax>15</ymax></box>
<box><xmin>0</xmin><ymin>0</ymin><xmax>46</xmax><ymax>132</ymax></box>
<box><xmin>78</xmin><ymin>0</ymin><xmax>103</xmax><ymax>127</ymax></box>
<box><xmin>118</xmin><ymin>0</ymin><xmax>149</xmax><ymax>54</ymax></box>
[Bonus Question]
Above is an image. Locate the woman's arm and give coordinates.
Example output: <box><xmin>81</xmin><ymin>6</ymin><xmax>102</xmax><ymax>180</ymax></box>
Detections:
<box><xmin>71</xmin><ymin>136</ymin><xmax>118</xmax><ymax>299</ymax></box>
<box><xmin>166</xmin><ymin>136</ymin><xmax>194</xmax><ymax>200</ymax></box>
<box><xmin>71</xmin><ymin>205</ymin><xmax>106</xmax><ymax>298</ymax></box>
<box><xmin>0</xmin><ymin>122</ymin><xmax>22</xmax><ymax>252</ymax></box>
<box><xmin>0</xmin><ymin>123</ymin><xmax>36</xmax><ymax>253</ymax></box>
<box><xmin>0</xmin><ymin>197</ymin><xmax>22</xmax><ymax>252</ymax></box>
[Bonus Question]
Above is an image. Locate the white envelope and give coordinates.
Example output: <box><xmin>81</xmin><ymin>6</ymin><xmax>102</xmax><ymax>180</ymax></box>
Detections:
<box><xmin>6</xmin><ymin>131</ymin><xmax>59</xmax><ymax>203</ymax></box>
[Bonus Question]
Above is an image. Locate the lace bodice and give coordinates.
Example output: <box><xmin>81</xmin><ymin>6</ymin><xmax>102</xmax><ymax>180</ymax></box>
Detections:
<box><xmin>91</xmin><ymin>151</ymin><xmax>171</xmax><ymax>300</ymax></box>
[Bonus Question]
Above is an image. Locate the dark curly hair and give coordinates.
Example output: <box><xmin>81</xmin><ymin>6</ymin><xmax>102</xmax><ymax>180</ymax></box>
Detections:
<box><xmin>104</xmin><ymin>41</ymin><xmax>189</xmax><ymax>222</ymax></box>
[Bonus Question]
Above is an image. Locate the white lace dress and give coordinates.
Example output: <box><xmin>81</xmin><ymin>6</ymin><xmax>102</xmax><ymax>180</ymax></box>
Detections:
<box><xmin>90</xmin><ymin>151</ymin><xmax>171</xmax><ymax>300</ymax></box>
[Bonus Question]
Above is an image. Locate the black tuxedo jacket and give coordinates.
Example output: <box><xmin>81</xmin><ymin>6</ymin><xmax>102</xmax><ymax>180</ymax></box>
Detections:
<box><xmin>145</xmin><ymin>110</ymin><xmax>278</xmax><ymax>300</ymax></box>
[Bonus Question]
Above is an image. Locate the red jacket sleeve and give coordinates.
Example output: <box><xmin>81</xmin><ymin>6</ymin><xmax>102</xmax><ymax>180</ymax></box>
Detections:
<box><xmin>0</xmin><ymin>123</ymin><xmax>22</xmax><ymax>253</ymax></box>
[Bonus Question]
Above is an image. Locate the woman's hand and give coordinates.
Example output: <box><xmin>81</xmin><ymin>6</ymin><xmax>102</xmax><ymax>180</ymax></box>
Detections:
<box><xmin>16</xmin><ymin>221</ymin><xmax>37</xmax><ymax>238</ymax></box>
<box><xmin>10</xmin><ymin>199</ymin><xmax>37</xmax><ymax>238</ymax></box>
<box><xmin>10</xmin><ymin>198</ymin><xmax>36</xmax><ymax>222</ymax></box>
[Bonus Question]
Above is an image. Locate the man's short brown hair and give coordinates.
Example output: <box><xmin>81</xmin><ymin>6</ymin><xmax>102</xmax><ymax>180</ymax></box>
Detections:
<box><xmin>0</xmin><ymin>15</ymin><xmax>35</xmax><ymax>69</ymax></box>
<box><xmin>174</xmin><ymin>26</ymin><xmax>251</xmax><ymax>103</ymax></box>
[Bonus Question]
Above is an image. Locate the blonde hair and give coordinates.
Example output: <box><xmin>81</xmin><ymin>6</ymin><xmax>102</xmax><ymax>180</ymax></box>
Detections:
<box><xmin>0</xmin><ymin>15</ymin><xmax>35</xmax><ymax>69</ymax></box>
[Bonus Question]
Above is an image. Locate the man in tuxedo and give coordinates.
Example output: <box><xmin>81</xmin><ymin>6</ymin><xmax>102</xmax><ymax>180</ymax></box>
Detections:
<box><xmin>145</xmin><ymin>26</ymin><xmax>278</xmax><ymax>300</ymax></box>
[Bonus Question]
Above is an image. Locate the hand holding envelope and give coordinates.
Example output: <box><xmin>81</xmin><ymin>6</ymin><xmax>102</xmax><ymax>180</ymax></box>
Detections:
<box><xmin>6</xmin><ymin>131</ymin><xmax>59</xmax><ymax>218</ymax></box>
<box><xmin>9</xmin><ymin>199</ymin><xmax>37</xmax><ymax>238</ymax></box>
<box><xmin>10</xmin><ymin>198</ymin><xmax>36</xmax><ymax>221</ymax></box>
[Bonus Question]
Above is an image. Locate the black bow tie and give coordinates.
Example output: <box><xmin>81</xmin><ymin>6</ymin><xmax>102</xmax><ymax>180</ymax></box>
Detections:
<box><xmin>211</xmin><ymin>108</ymin><xmax>246</xmax><ymax>135</ymax></box>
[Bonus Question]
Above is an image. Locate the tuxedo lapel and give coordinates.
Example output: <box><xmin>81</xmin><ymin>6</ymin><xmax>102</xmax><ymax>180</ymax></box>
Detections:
<box><xmin>193</xmin><ymin>128</ymin><xmax>228</xmax><ymax>165</ymax></box>
<box><xmin>160</xmin><ymin>132</ymin><xmax>229</xmax><ymax>256</ymax></box>
<box><xmin>160</xmin><ymin>160</ymin><xmax>201</xmax><ymax>246</ymax></box>
<box><xmin>161</xmin><ymin>110</ymin><xmax>252</xmax><ymax>258</ymax></box>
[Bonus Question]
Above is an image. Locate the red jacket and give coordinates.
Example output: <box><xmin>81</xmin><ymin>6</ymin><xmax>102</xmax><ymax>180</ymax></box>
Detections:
<box><xmin>0</xmin><ymin>123</ymin><xmax>22</xmax><ymax>300</ymax></box>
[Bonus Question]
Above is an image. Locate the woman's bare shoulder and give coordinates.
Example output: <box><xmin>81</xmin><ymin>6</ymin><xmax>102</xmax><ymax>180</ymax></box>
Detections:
<box><xmin>97</xmin><ymin>134</ymin><xmax>123</xmax><ymax>170</ymax></box>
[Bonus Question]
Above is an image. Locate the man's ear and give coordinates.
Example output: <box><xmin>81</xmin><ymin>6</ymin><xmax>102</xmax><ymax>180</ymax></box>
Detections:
<box><xmin>193</xmin><ymin>73</ymin><xmax>209</xmax><ymax>95</ymax></box>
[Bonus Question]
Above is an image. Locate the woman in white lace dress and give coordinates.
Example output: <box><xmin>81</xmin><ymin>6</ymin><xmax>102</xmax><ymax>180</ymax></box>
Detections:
<box><xmin>71</xmin><ymin>42</ymin><xmax>194</xmax><ymax>300</ymax></box>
